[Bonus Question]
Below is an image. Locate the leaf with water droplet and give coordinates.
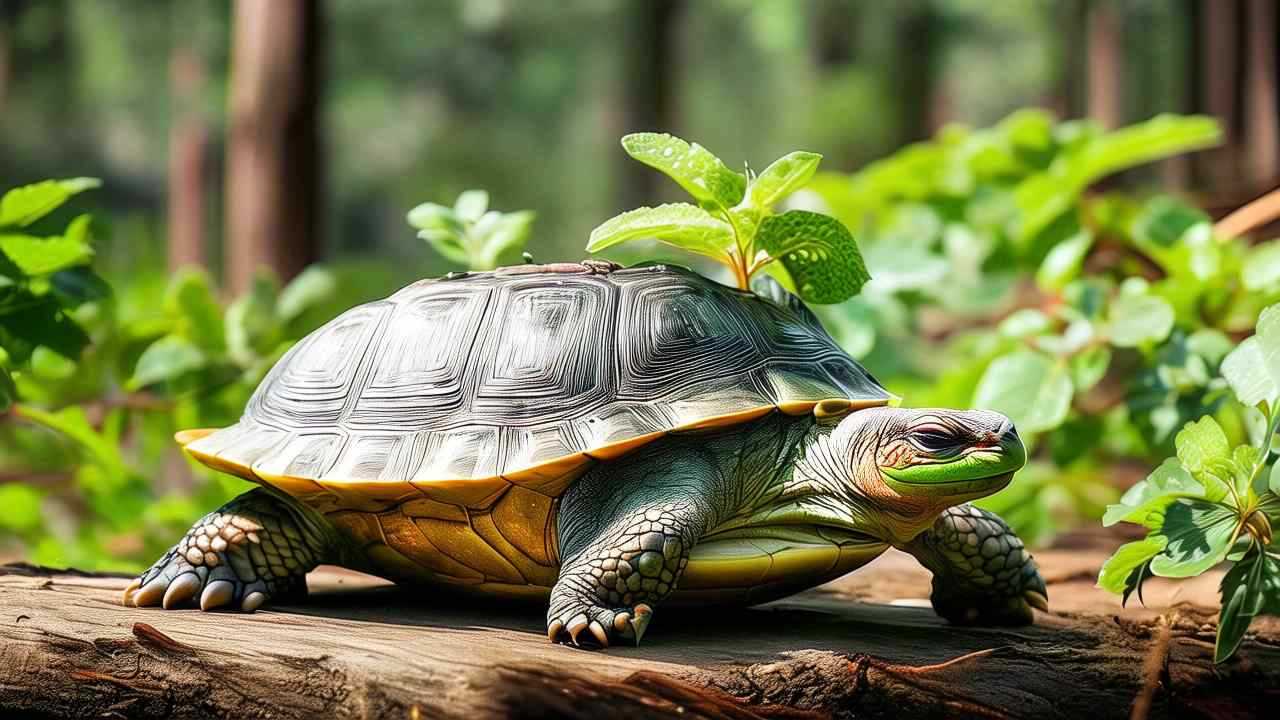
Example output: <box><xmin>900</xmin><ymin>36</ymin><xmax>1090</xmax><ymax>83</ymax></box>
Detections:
<box><xmin>755</xmin><ymin>210</ymin><xmax>868</xmax><ymax>304</ymax></box>
<box><xmin>621</xmin><ymin>133</ymin><xmax>746</xmax><ymax>210</ymax></box>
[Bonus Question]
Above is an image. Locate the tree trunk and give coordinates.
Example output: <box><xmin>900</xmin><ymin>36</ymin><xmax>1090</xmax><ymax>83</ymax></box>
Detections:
<box><xmin>167</xmin><ymin>45</ymin><xmax>208</xmax><ymax>272</ymax></box>
<box><xmin>888</xmin><ymin>0</ymin><xmax>939</xmax><ymax>146</ymax></box>
<box><xmin>3</xmin><ymin>535</ymin><xmax>1278</xmax><ymax>719</ymax></box>
<box><xmin>616</xmin><ymin>0</ymin><xmax>683</xmax><ymax>211</ymax></box>
<box><xmin>1244</xmin><ymin>0</ymin><xmax>1279</xmax><ymax>186</ymax></box>
<box><xmin>1197</xmin><ymin>0</ymin><xmax>1242</xmax><ymax>191</ymax></box>
<box><xmin>224</xmin><ymin>0</ymin><xmax>322</xmax><ymax>295</ymax></box>
<box><xmin>1086</xmin><ymin>1</ymin><xmax>1123</xmax><ymax>129</ymax></box>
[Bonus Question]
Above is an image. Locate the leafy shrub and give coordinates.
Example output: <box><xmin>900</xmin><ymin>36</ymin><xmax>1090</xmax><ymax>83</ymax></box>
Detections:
<box><xmin>407</xmin><ymin>190</ymin><xmax>535</xmax><ymax>271</ymax></box>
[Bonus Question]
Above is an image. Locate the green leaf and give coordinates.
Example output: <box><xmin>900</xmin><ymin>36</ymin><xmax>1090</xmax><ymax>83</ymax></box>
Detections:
<box><xmin>1108</xmin><ymin>294</ymin><xmax>1174</xmax><ymax>347</ymax></box>
<box><xmin>1243</xmin><ymin>241</ymin><xmax>1280</xmax><ymax>291</ymax></box>
<box><xmin>587</xmin><ymin>203</ymin><xmax>733</xmax><ymax>257</ymax></box>
<box><xmin>973</xmin><ymin>350</ymin><xmax>1074</xmax><ymax>434</ymax></box>
<box><xmin>471</xmin><ymin>210</ymin><xmax>535</xmax><ymax>270</ymax></box>
<box><xmin>747</xmin><ymin>151</ymin><xmax>822</xmax><ymax>209</ymax></box>
<box><xmin>406</xmin><ymin>202</ymin><xmax>464</xmax><ymax>235</ymax></box>
<box><xmin>1035</xmin><ymin>229</ymin><xmax>1093</xmax><ymax>292</ymax></box>
<box><xmin>1148</xmin><ymin>497</ymin><xmax>1240</xmax><ymax>578</ymax></box>
<box><xmin>50</xmin><ymin>266</ymin><xmax>111</xmax><ymax>308</ymax></box>
<box><xmin>755</xmin><ymin>210</ymin><xmax>869</xmax><ymax>304</ymax></box>
<box><xmin>277</xmin><ymin>266</ymin><xmax>337</xmax><ymax>323</ymax></box>
<box><xmin>1132</xmin><ymin>196</ymin><xmax>1211</xmax><ymax>249</ymax></box>
<box><xmin>1272</xmin><ymin>463</ymin><xmax>1280</xmax><ymax>496</ymax></box>
<box><xmin>1215</xmin><ymin>547</ymin><xmax>1280</xmax><ymax>663</ymax></box>
<box><xmin>30</xmin><ymin>345</ymin><xmax>76</xmax><ymax>380</ymax></box>
<box><xmin>1071</xmin><ymin>346</ymin><xmax>1111</xmax><ymax>392</ymax></box>
<box><xmin>0</xmin><ymin>483</ymin><xmax>43</xmax><ymax>533</ymax></box>
<box><xmin>1222</xmin><ymin>337</ymin><xmax>1276</xmax><ymax>409</ymax></box>
<box><xmin>226</xmin><ymin>272</ymin><xmax>281</xmax><ymax>364</ymax></box>
<box><xmin>1176</xmin><ymin>416</ymin><xmax>1232</xmax><ymax>475</ymax></box>
<box><xmin>0</xmin><ymin>366</ymin><xmax>14</xmax><ymax>413</ymax></box>
<box><xmin>0</xmin><ymin>232</ymin><xmax>93</xmax><ymax>276</ymax></box>
<box><xmin>128</xmin><ymin>334</ymin><xmax>207</xmax><ymax>390</ymax></box>
<box><xmin>453</xmin><ymin>190</ymin><xmax>489</xmax><ymax>222</ymax></box>
<box><xmin>999</xmin><ymin>309</ymin><xmax>1052</xmax><ymax>339</ymax></box>
<box><xmin>165</xmin><ymin>268</ymin><xmax>226</xmax><ymax>353</ymax></box>
<box><xmin>1098</xmin><ymin>536</ymin><xmax>1167</xmax><ymax>595</ymax></box>
<box><xmin>14</xmin><ymin>404</ymin><xmax>127</xmax><ymax>478</ymax></box>
<box><xmin>621</xmin><ymin>133</ymin><xmax>747</xmax><ymax>210</ymax></box>
<box><xmin>0</xmin><ymin>178</ymin><xmax>100</xmax><ymax>228</ymax></box>
<box><xmin>1103</xmin><ymin>458</ymin><xmax>1201</xmax><ymax>527</ymax></box>
<box><xmin>0</xmin><ymin>297</ymin><xmax>89</xmax><ymax>360</ymax></box>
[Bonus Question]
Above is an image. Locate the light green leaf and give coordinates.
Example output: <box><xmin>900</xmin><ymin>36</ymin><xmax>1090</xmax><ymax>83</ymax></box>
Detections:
<box><xmin>999</xmin><ymin>309</ymin><xmax>1051</xmax><ymax>339</ymax></box>
<box><xmin>755</xmin><ymin>210</ymin><xmax>869</xmax><ymax>304</ymax></box>
<box><xmin>472</xmin><ymin>210</ymin><xmax>535</xmax><ymax>270</ymax></box>
<box><xmin>165</xmin><ymin>268</ymin><xmax>226</xmax><ymax>353</ymax></box>
<box><xmin>0</xmin><ymin>483</ymin><xmax>43</xmax><ymax>533</ymax></box>
<box><xmin>1071</xmin><ymin>346</ymin><xmax>1111</xmax><ymax>391</ymax></box>
<box><xmin>1222</xmin><ymin>337</ymin><xmax>1276</xmax><ymax>409</ymax></box>
<box><xmin>973</xmin><ymin>350</ymin><xmax>1074</xmax><ymax>434</ymax></box>
<box><xmin>277</xmin><ymin>266</ymin><xmax>337</xmax><ymax>323</ymax></box>
<box><xmin>454</xmin><ymin>190</ymin><xmax>489</xmax><ymax>223</ymax></box>
<box><xmin>406</xmin><ymin>202</ymin><xmax>464</xmax><ymax>235</ymax></box>
<box><xmin>1098</xmin><ymin>536</ymin><xmax>1166</xmax><ymax>595</ymax></box>
<box><xmin>587</xmin><ymin>203</ymin><xmax>733</xmax><ymax>257</ymax></box>
<box><xmin>1103</xmin><ymin>458</ymin><xmax>1200</xmax><ymax>527</ymax></box>
<box><xmin>1148</xmin><ymin>497</ymin><xmax>1240</xmax><ymax>577</ymax></box>
<box><xmin>1215</xmin><ymin>547</ymin><xmax>1280</xmax><ymax>663</ymax></box>
<box><xmin>0</xmin><ymin>233</ymin><xmax>93</xmax><ymax>275</ymax></box>
<box><xmin>226</xmin><ymin>272</ymin><xmax>281</xmax><ymax>364</ymax></box>
<box><xmin>0</xmin><ymin>178</ymin><xmax>100</xmax><ymax>228</ymax></box>
<box><xmin>1176</xmin><ymin>416</ymin><xmax>1231</xmax><ymax>474</ymax></box>
<box><xmin>621</xmin><ymin>133</ymin><xmax>747</xmax><ymax>209</ymax></box>
<box><xmin>747</xmin><ymin>151</ymin><xmax>822</xmax><ymax>209</ymax></box>
<box><xmin>420</xmin><ymin>229</ymin><xmax>471</xmax><ymax>266</ymax></box>
<box><xmin>14</xmin><ymin>404</ymin><xmax>127</xmax><ymax>479</ymax></box>
<box><xmin>128</xmin><ymin>334</ymin><xmax>207</xmax><ymax>390</ymax></box>
<box><xmin>1035</xmin><ymin>229</ymin><xmax>1094</xmax><ymax>292</ymax></box>
<box><xmin>1243</xmin><ymin>241</ymin><xmax>1280</xmax><ymax>291</ymax></box>
<box><xmin>30</xmin><ymin>345</ymin><xmax>76</xmax><ymax>380</ymax></box>
<box><xmin>1108</xmin><ymin>294</ymin><xmax>1174</xmax><ymax>347</ymax></box>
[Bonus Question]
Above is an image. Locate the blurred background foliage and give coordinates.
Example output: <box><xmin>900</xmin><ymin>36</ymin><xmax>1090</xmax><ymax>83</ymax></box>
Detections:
<box><xmin>2</xmin><ymin>0</ymin><xmax>1280</xmax><ymax>569</ymax></box>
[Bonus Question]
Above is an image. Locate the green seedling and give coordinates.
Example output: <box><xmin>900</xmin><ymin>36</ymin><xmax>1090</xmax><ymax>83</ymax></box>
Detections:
<box><xmin>407</xmin><ymin>190</ymin><xmax>535</xmax><ymax>271</ymax></box>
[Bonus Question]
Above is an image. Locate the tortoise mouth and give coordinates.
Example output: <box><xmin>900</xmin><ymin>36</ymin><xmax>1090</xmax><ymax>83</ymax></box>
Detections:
<box><xmin>880</xmin><ymin>432</ymin><xmax>1025</xmax><ymax>498</ymax></box>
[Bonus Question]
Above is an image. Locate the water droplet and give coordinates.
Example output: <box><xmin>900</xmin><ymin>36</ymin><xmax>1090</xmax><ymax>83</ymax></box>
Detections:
<box><xmin>662</xmin><ymin>148</ymin><xmax>674</xmax><ymax>157</ymax></box>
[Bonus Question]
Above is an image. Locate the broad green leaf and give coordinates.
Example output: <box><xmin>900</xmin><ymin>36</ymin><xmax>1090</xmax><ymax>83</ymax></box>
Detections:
<box><xmin>453</xmin><ymin>190</ymin><xmax>489</xmax><ymax>222</ymax></box>
<box><xmin>747</xmin><ymin>151</ymin><xmax>822</xmax><ymax>209</ymax></box>
<box><xmin>621</xmin><ymin>133</ymin><xmax>747</xmax><ymax>209</ymax></box>
<box><xmin>1222</xmin><ymin>337</ymin><xmax>1276</xmax><ymax>409</ymax></box>
<box><xmin>972</xmin><ymin>350</ymin><xmax>1073</xmax><ymax>434</ymax></box>
<box><xmin>1108</xmin><ymin>294</ymin><xmax>1174</xmax><ymax>347</ymax></box>
<box><xmin>1215</xmin><ymin>547</ymin><xmax>1280</xmax><ymax>663</ymax></box>
<box><xmin>1103</xmin><ymin>458</ymin><xmax>1200</xmax><ymax>527</ymax></box>
<box><xmin>278</xmin><ymin>266</ymin><xmax>337</xmax><ymax>322</ymax></box>
<box><xmin>1098</xmin><ymin>536</ymin><xmax>1166</xmax><ymax>595</ymax></box>
<box><xmin>30</xmin><ymin>345</ymin><xmax>76</xmax><ymax>380</ymax></box>
<box><xmin>50</xmin><ymin>266</ymin><xmax>111</xmax><ymax>308</ymax></box>
<box><xmin>0</xmin><ymin>483</ymin><xmax>43</xmax><ymax>533</ymax></box>
<box><xmin>472</xmin><ymin>210</ymin><xmax>535</xmax><ymax>270</ymax></box>
<box><xmin>1132</xmin><ymin>196</ymin><xmax>1211</xmax><ymax>249</ymax></box>
<box><xmin>420</xmin><ymin>229</ymin><xmax>471</xmax><ymax>266</ymax></box>
<box><xmin>1035</xmin><ymin>229</ymin><xmax>1093</xmax><ymax>292</ymax></box>
<box><xmin>1071</xmin><ymin>346</ymin><xmax>1111</xmax><ymax>391</ymax></box>
<box><xmin>226</xmin><ymin>272</ymin><xmax>281</xmax><ymax>364</ymax></box>
<box><xmin>1243</xmin><ymin>241</ymin><xmax>1280</xmax><ymax>291</ymax></box>
<box><xmin>165</xmin><ymin>268</ymin><xmax>226</xmax><ymax>353</ymax></box>
<box><xmin>1258</xmin><ymin>304</ymin><xmax>1280</xmax><ymax>401</ymax></box>
<box><xmin>1149</xmin><ymin>497</ymin><xmax>1240</xmax><ymax>577</ymax></box>
<box><xmin>0</xmin><ymin>297</ymin><xmax>89</xmax><ymax>361</ymax></box>
<box><xmin>755</xmin><ymin>210</ymin><xmax>869</xmax><ymax>304</ymax></box>
<box><xmin>0</xmin><ymin>177</ymin><xmax>100</xmax><ymax>228</ymax></box>
<box><xmin>1176</xmin><ymin>416</ymin><xmax>1231</xmax><ymax>474</ymax></box>
<box><xmin>406</xmin><ymin>202</ymin><xmax>464</xmax><ymax>235</ymax></box>
<box><xmin>999</xmin><ymin>309</ymin><xmax>1051</xmax><ymax>339</ymax></box>
<box><xmin>587</xmin><ymin>203</ymin><xmax>733</xmax><ymax>257</ymax></box>
<box><xmin>0</xmin><ymin>233</ymin><xmax>93</xmax><ymax>275</ymax></box>
<box><xmin>128</xmin><ymin>334</ymin><xmax>207</xmax><ymax>389</ymax></box>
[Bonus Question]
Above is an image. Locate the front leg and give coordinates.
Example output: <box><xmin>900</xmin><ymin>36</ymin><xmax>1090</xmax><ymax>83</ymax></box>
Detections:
<box><xmin>549</xmin><ymin>448</ymin><xmax>723</xmax><ymax>647</ymax></box>
<box><xmin>901</xmin><ymin>504</ymin><xmax>1048</xmax><ymax>626</ymax></box>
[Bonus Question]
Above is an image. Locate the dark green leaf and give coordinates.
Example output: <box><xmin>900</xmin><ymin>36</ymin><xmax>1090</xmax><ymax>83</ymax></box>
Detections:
<box><xmin>0</xmin><ymin>365</ymin><xmax>14</xmax><ymax>412</ymax></box>
<box><xmin>0</xmin><ymin>297</ymin><xmax>89</xmax><ymax>360</ymax></box>
<box><xmin>51</xmin><ymin>266</ymin><xmax>111</xmax><ymax>308</ymax></box>
<box><xmin>755</xmin><ymin>210</ymin><xmax>869</xmax><ymax>304</ymax></box>
<box><xmin>165</xmin><ymin>268</ymin><xmax>226</xmax><ymax>353</ymax></box>
<box><xmin>1132</xmin><ymin>196</ymin><xmax>1211</xmax><ymax>249</ymax></box>
<box><xmin>1215</xmin><ymin>547</ymin><xmax>1280</xmax><ymax>663</ymax></box>
<box><xmin>1098</xmin><ymin>536</ymin><xmax>1166</xmax><ymax>595</ymax></box>
<box><xmin>128</xmin><ymin>334</ymin><xmax>207</xmax><ymax>390</ymax></box>
<box><xmin>1148</xmin><ymin>497</ymin><xmax>1239</xmax><ymax>577</ymax></box>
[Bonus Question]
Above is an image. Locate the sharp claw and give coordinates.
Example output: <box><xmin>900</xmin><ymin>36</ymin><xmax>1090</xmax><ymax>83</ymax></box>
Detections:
<box><xmin>122</xmin><ymin>578</ymin><xmax>141</xmax><ymax>607</ymax></box>
<box><xmin>132</xmin><ymin>577</ymin><xmax>168</xmax><ymax>608</ymax></box>
<box><xmin>588</xmin><ymin>620</ymin><xmax>610</xmax><ymax>648</ymax></box>
<box><xmin>547</xmin><ymin>619</ymin><xmax>565</xmax><ymax>643</ymax></box>
<box><xmin>241</xmin><ymin>591</ymin><xmax>266</xmax><ymax>612</ymax></box>
<box><xmin>200</xmin><ymin>580</ymin><xmax>235</xmax><ymax>611</ymax></box>
<box><xmin>162</xmin><ymin>573</ymin><xmax>201</xmax><ymax>609</ymax></box>
<box><xmin>566</xmin><ymin>614</ymin><xmax>589</xmax><ymax>646</ymax></box>
<box><xmin>1025</xmin><ymin>590</ymin><xmax>1049</xmax><ymax>613</ymax></box>
<box><xmin>630</xmin><ymin>604</ymin><xmax>653</xmax><ymax>646</ymax></box>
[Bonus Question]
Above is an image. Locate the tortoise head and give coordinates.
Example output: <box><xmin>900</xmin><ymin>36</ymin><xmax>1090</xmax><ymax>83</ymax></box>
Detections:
<box><xmin>827</xmin><ymin>407</ymin><xmax>1025</xmax><ymax>537</ymax></box>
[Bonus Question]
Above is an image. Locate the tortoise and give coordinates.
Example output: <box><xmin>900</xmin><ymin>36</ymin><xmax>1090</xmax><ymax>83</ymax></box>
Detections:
<box><xmin>123</xmin><ymin>260</ymin><xmax>1047</xmax><ymax>646</ymax></box>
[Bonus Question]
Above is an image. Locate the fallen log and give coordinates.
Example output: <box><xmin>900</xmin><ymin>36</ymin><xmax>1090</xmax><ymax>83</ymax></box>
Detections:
<box><xmin>2</xmin><ymin>532</ymin><xmax>1276</xmax><ymax>719</ymax></box>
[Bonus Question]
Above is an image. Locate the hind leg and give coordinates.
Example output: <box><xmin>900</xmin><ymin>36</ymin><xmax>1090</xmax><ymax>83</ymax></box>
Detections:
<box><xmin>123</xmin><ymin>488</ymin><xmax>338</xmax><ymax>612</ymax></box>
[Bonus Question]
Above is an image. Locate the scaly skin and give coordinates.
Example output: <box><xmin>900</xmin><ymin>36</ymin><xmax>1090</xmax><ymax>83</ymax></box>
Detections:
<box><xmin>122</xmin><ymin>488</ymin><xmax>338</xmax><ymax>612</ymax></box>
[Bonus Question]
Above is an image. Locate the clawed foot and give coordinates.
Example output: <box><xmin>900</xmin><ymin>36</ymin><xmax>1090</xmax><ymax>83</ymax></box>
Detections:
<box><xmin>122</xmin><ymin>510</ymin><xmax>304</xmax><ymax>612</ymax></box>
<box><xmin>546</xmin><ymin>602</ymin><xmax>653</xmax><ymax>648</ymax></box>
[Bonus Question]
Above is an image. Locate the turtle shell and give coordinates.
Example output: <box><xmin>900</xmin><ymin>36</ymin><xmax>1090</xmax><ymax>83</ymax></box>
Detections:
<box><xmin>182</xmin><ymin>262</ymin><xmax>890</xmax><ymax>511</ymax></box>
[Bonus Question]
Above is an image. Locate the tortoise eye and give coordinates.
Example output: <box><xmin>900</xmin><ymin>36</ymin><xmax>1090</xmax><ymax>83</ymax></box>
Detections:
<box><xmin>910</xmin><ymin>428</ymin><xmax>958</xmax><ymax>453</ymax></box>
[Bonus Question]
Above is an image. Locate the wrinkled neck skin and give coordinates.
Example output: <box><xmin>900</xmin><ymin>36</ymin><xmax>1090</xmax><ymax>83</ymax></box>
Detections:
<box><xmin>702</xmin><ymin>412</ymin><xmax>945</xmax><ymax>547</ymax></box>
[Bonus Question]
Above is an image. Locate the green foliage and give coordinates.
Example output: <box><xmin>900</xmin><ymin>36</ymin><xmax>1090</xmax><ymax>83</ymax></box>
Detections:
<box><xmin>807</xmin><ymin>111</ymin><xmax>1247</xmax><ymax>541</ymax></box>
<box><xmin>1098</xmin><ymin>304</ymin><xmax>1280</xmax><ymax>663</ymax></box>
<box><xmin>407</xmin><ymin>190</ymin><xmax>535</xmax><ymax>271</ymax></box>
<box><xmin>589</xmin><ymin>133</ymin><xmax>869</xmax><ymax>304</ymax></box>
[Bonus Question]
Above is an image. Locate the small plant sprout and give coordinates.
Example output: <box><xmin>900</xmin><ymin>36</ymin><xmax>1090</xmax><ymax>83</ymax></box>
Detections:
<box><xmin>1098</xmin><ymin>303</ymin><xmax>1280</xmax><ymax>663</ymax></box>
<box><xmin>587</xmin><ymin>133</ymin><xmax>869</xmax><ymax>304</ymax></box>
<box><xmin>407</xmin><ymin>190</ymin><xmax>535</xmax><ymax>271</ymax></box>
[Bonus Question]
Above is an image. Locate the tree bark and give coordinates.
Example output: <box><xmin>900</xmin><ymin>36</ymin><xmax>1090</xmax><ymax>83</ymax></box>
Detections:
<box><xmin>2</xmin><ymin>535</ymin><xmax>1277</xmax><ymax>719</ymax></box>
<box><xmin>616</xmin><ymin>0</ymin><xmax>684</xmax><ymax>211</ymax></box>
<box><xmin>1086</xmin><ymin>1</ymin><xmax>1123</xmax><ymax>129</ymax></box>
<box><xmin>224</xmin><ymin>0</ymin><xmax>323</xmax><ymax>295</ymax></box>
<box><xmin>1197</xmin><ymin>0</ymin><xmax>1242</xmax><ymax>191</ymax></box>
<box><xmin>1243</xmin><ymin>0</ymin><xmax>1279</xmax><ymax>186</ymax></box>
<box><xmin>167</xmin><ymin>45</ymin><xmax>208</xmax><ymax>272</ymax></box>
<box><xmin>888</xmin><ymin>0</ymin><xmax>939</xmax><ymax>146</ymax></box>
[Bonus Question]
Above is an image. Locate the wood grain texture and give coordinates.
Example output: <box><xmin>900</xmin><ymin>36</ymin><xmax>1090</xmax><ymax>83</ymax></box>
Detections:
<box><xmin>4</xmin><ymin>533</ymin><xmax>1277</xmax><ymax>719</ymax></box>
